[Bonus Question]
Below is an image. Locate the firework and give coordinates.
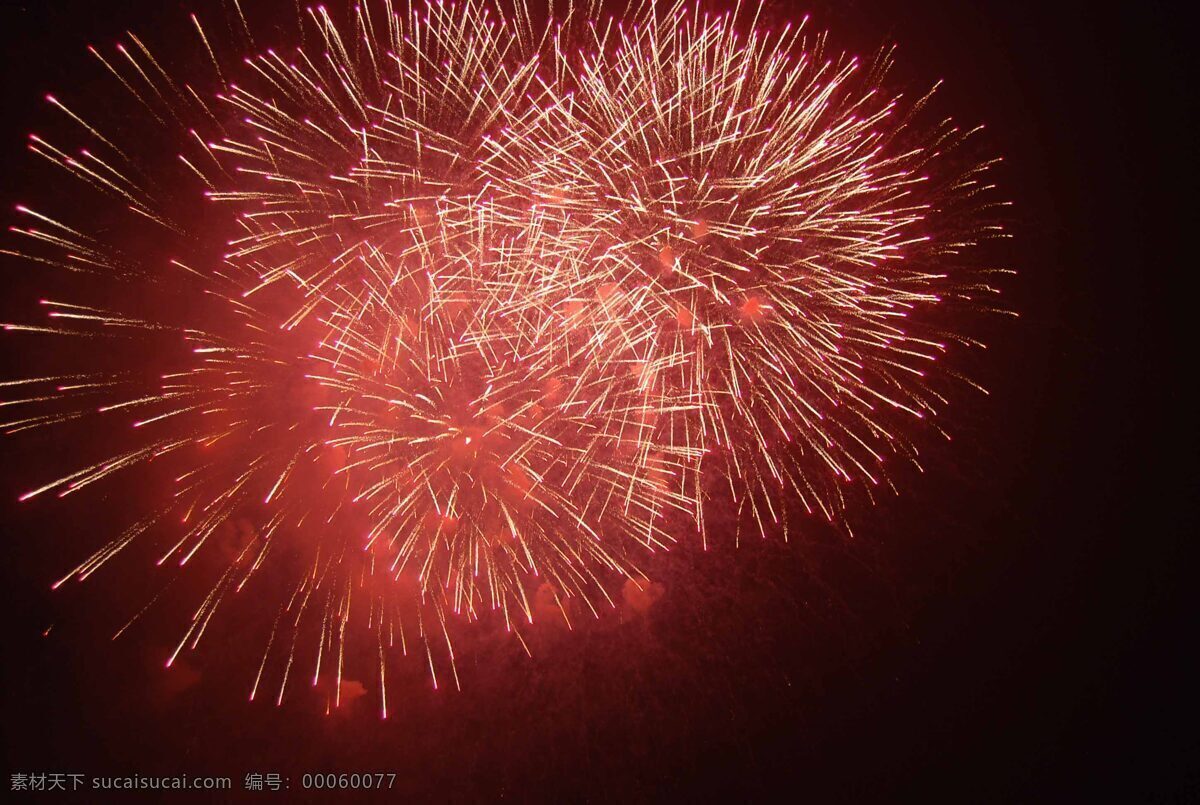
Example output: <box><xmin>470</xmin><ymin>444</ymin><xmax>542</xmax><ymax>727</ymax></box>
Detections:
<box><xmin>1</xmin><ymin>0</ymin><xmax>1006</xmax><ymax>711</ymax></box>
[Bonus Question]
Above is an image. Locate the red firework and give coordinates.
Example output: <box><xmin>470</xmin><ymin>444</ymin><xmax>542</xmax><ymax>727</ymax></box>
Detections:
<box><xmin>1</xmin><ymin>0</ymin><xmax>1007</xmax><ymax>712</ymax></box>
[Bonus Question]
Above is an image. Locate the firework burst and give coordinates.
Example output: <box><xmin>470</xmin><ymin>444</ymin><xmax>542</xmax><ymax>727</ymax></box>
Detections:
<box><xmin>2</xmin><ymin>0</ymin><xmax>1007</xmax><ymax>712</ymax></box>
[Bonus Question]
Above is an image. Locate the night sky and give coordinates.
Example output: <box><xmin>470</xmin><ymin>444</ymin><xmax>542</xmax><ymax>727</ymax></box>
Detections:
<box><xmin>0</xmin><ymin>0</ymin><xmax>1191</xmax><ymax>801</ymax></box>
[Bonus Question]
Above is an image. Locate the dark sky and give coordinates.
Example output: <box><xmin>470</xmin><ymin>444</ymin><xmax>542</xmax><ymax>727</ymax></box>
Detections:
<box><xmin>0</xmin><ymin>0</ymin><xmax>1191</xmax><ymax>801</ymax></box>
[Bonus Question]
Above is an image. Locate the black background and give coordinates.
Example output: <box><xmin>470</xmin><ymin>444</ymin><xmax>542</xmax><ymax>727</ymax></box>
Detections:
<box><xmin>0</xmin><ymin>0</ymin><xmax>1192</xmax><ymax>801</ymax></box>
